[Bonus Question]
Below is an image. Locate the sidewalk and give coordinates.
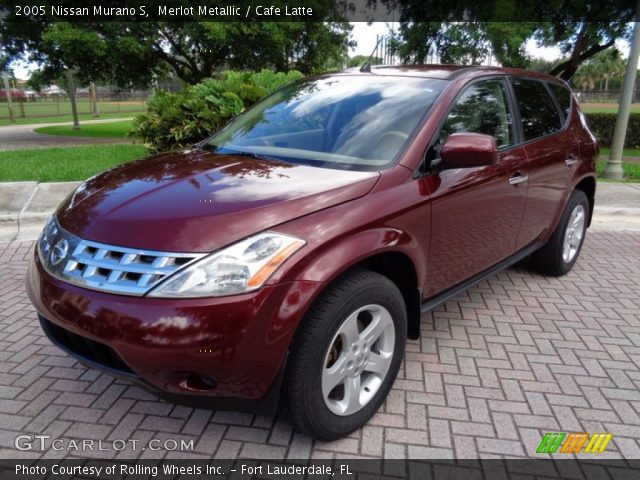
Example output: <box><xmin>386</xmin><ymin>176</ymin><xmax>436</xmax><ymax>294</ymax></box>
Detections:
<box><xmin>590</xmin><ymin>182</ymin><xmax>640</xmax><ymax>231</ymax></box>
<box><xmin>0</xmin><ymin>181</ymin><xmax>81</xmax><ymax>242</ymax></box>
<box><xmin>0</xmin><ymin>118</ymin><xmax>134</xmax><ymax>151</ymax></box>
<box><xmin>598</xmin><ymin>155</ymin><xmax>640</xmax><ymax>164</ymax></box>
<box><xmin>0</xmin><ymin>181</ymin><xmax>638</xmax><ymax>243</ymax></box>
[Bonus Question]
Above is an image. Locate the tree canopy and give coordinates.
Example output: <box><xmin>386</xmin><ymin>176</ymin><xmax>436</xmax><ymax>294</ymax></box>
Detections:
<box><xmin>3</xmin><ymin>0</ymin><xmax>637</xmax><ymax>87</ymax></box>
<box><xmin>573</xmin><ymin>48</ymin><xmax>626</xmax><ymax>91</ymax></box>
<box><xmin>0</xmin><ymin>3</ymin><xmax>352</xmax><ymax>87</ymax></box>
<box><xmin>382</xmin><ymin>0</ymin><xmax>636</xmax><ymax>80</ymax></box>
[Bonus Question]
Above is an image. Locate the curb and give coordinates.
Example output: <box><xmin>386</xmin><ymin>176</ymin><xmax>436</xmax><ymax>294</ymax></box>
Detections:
<box><xmin>590</xmin><ymin>206</ymin><xmax>640</xmax><ymax>231</ymax></box>
<box><xmin>0</xmin><ymin>181</ymin><xmax>80</xmax><ymax>243</ymax></box>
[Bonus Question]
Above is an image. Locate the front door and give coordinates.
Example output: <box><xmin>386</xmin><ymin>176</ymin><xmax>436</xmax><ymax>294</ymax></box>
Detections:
<box><xmin>422</xmin><ymin>78</ymin><xmax>529</xmax><ymax>298</ymax></box>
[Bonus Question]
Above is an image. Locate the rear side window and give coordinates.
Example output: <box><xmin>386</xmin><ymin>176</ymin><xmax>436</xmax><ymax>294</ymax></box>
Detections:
<box><xmin>548</xmin><ymin>82</ymin><xmax>572</xmax><ymax>122</ymax></box>
<box><xmin>513</xmin><ymin>78</ymin><xmax>563</xmax><ymax>141</ymax></box>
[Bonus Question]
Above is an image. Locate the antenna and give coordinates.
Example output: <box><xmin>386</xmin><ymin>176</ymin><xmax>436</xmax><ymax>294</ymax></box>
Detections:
<box><xmin>360</xmin><ymin>35</ymin><xmax>383</xmax><ymax>73</ymax></box>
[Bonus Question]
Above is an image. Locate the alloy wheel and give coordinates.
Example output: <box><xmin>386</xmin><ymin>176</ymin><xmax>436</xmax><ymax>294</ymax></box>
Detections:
<box><xmin>321</xmin><ymin>304</ymin><xmax>395</xmax><ymax>416</ymax></box>
<box><xmin>562</xmin><ymin>204</ymin><xmax>585</xmax><ymax>263</ymax></box>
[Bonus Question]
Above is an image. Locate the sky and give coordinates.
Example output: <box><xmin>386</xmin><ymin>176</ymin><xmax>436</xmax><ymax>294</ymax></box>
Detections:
<box><xmin>10</xmin><ymin>22</ymin><xmax>634</xmax><ymax>79</ymax></box>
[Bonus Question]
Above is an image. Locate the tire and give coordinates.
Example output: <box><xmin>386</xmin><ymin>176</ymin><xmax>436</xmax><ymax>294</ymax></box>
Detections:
<box><xmin>532</xmin><ymin>189</ymin><xmax>589</xmax><ymax>276</ymax></box>
<box><xmin>284</xmin><ymin>270</ymin><xmax>407</xmax><ymax>440</ymax></box>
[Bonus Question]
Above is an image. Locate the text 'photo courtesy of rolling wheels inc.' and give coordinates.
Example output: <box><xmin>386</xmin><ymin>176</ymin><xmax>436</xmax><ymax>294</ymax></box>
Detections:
<box><xmin>1</xmin><ymin>0</ymin><xmax>640</xmax><ymax>479</ymax></box>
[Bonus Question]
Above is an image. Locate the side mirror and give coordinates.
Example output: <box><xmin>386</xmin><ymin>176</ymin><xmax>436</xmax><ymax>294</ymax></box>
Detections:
<box><xmin>440</xmin><ymin>132</ymin><xmax>497</xmax><ymax>168</ymax></box>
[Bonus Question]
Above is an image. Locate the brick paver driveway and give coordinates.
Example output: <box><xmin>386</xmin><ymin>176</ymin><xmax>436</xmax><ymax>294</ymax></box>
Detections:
<box><xmin>1</xmin><ymin>231</ymin><xmax>639</xmax><ymax>460</ymax></box>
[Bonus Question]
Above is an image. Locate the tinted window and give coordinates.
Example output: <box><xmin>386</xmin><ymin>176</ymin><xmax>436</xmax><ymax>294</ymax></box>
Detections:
<box><xmin>513</xmin><ymin>79</ymin><xmax>562</xmax><ymax>141</ymax></box>
<box><xmin>440</xmin><ymin>80</ymin><xmax>513</xmax><ymax>148</ymax></box>
<box><xmin>548</xmin><ymin>82</ymin><xmax>572</xmax><ymax>121</ymax></box>
<box><xmin>207</xmin><ymin>76</ymin><xmax>446</xmax><ymax>171</ymax></box>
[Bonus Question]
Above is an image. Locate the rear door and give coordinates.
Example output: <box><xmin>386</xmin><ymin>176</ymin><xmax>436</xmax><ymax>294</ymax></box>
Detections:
<box><xmin>512</xmin><ymin>78</ymin><xmax>579</xmax><ymax>248</ymax></box>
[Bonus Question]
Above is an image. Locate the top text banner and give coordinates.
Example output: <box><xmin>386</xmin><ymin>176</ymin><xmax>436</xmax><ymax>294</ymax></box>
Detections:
<box><xmin>0</xmin><ymin>0</ymin><xmax>637</xmax><ymax>22</ymax></box>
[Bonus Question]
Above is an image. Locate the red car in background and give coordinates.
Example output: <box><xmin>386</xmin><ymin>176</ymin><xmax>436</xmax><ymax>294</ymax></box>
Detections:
<box><xmin>27</xmin><ymin>65</ymin><xmax>597</xmax><ymax>440</ymax></box>
<box><xmin>0</xmin><ymin>89</ymin><xmax>27</xmax><ymax>100</ymax></box>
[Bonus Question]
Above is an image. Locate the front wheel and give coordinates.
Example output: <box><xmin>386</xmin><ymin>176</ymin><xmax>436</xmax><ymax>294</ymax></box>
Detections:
<box><xmin>284</xmin><ymin>270</ymin><xmax>407</xmax><ymax>440</ymax></box>
<box><xmin>532</xmin><ymin>189</ymin><xmax>589</xmax><ymax>276</ymax></box>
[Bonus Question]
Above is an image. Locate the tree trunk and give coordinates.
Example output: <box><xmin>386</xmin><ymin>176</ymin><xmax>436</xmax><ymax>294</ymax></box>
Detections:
<box><xmin>66</xmin><ymin>71</ymin><xmax>80</xmax><ymax>130</ymax></box>
<box><xmin>2</xmin><ymin>73</ymin><xmax>16</xmax><ymax>124</ymax></box>
<box><xmin>548</xmin><ymin>24</ymin><xmax>615</xmax><ymax>81</ymax></box>
<box><xmin>90</xmin><ymin>82</ymin><xmax>100</xmax><ymax>117</ymax></box>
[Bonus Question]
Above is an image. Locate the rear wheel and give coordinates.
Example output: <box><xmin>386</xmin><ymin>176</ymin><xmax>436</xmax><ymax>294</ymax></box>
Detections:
<box><xmin>532</xmin><ymin>189</ymin><xmax>589</xmax><ymax>276</ymax></box>
<box><xmin>285</xmin><ymin>270</ymin><xmax>406</xmax><ymax>440</ymax></box>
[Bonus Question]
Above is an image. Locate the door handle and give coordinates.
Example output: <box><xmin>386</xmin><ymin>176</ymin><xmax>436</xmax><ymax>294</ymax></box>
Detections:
<box><xmin>508</xmin><ymin>173</ymin><xmax>528</xmax><ymax>186</ymax></box>
<box><xmin>565</xmin><ymin>156</ymin><xmax>578</xmax><ymax>167</ymax></box>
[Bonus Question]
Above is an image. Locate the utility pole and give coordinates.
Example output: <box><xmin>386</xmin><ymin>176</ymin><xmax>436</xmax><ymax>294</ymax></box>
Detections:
<box><xmin>604</xmin><ymin>13</ymin><xmax>640</xmax><ymax>180</ymax></box>
<box><xmin>66</xmin><ymin>70</ymin><xmax>80</xmax><ymax>130</ymax></box>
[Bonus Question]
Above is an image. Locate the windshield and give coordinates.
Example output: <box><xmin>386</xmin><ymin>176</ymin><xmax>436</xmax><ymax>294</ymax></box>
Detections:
<box><xmin>206</xmin><ymin>75</ymin><xmax>447</xmax><ymax>171</ymax></box>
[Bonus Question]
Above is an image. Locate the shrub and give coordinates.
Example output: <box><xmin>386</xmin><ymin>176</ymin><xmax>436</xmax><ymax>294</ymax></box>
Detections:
<box><xmin>131</xmin><ymin>69</ymin><xmax>304</xmax><ymax>152</ymax></box>
<box><xmin>584</xmin><ymin>112</ymin><xmax>640</xmax><ymax>149</ymax></box>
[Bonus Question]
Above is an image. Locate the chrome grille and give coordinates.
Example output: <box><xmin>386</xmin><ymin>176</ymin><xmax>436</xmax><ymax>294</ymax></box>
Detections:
<box><xmin>38</xmin><ymin>217</ymin><xmax>205</xmax><ymax>296</ymax></box>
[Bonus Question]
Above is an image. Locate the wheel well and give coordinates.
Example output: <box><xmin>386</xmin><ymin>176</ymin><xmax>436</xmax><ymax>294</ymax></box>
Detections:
<box><xmin>575</xmin><ymin>176</ymin><xmax>596</xmax><ymax>226</ymax></box>
<box><xmin>350</xmin><ymin>252</ymin><xmax>421</xmax><ymax>340</ymax></box>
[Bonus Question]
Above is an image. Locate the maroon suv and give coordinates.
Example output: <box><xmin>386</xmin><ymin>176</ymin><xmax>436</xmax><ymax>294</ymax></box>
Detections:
<box><xmin>27</xmin><ymin>65</ymin><xmax>597</xmax><ymax>440</ymax></box>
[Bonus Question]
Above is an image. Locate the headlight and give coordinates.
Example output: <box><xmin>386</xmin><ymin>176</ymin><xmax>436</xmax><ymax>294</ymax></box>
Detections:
<box><xmin>146</xmin><ymin>232</ymin><xmax>305</xmax><ymax>298</ymax></box>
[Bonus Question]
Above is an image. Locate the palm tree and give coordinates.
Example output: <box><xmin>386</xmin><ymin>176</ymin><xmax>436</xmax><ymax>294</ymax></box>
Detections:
<box><xmin>600</xmin><ymin>49</ymin><xmax>625</xmax><ymax>97</ymax></box>
<box><xmin>573</xmin><ymin>49</ymin><xmax>626</xmax><ymax>102</ymax></box>
<box><xmin>574</xmin><ymin>62</ymin><xmax>598</xmax><ymax>91</ymax></box>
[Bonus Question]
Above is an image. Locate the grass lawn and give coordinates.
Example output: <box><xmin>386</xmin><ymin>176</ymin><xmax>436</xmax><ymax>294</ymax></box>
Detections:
<box><xmin>597</xmin><ymin>160</ymin><xmax>640</xmax><ymax>182</ymax></box>
<box><xmin>580</xmin><ymin>102</ymin><xmax>640</xmax><ymax>114</ymax></box>
<box><xmin>599</xmin><ymin>147</ymin><xmax>640</xmax><ymax>157</ymax></box>
<box><xmin>34</xmin><ymin>120</ymin><xmax>133</xmax><ymax>139</ymax></box>
<box><xmin>0</xmin><ymin>112</ymin><xmax>136</xmax><ymax>127</ymax></box>
<box><xmin>0</xmin><ymin>145</ymin><xmax>147</xmax><ymax>182</ymax></box>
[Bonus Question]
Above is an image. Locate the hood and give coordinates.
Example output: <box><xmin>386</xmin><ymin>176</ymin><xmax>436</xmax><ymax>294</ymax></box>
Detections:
<box><xmin>56</xmin><ymin>149</ymin><xmax>380</xmax><ymax>252</ymax></box>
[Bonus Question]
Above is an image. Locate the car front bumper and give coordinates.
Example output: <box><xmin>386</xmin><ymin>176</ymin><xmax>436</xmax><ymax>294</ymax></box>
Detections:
<box><xmin>26</xmin><ymin>248</ymin><xmax>323</xmax><ymax>413</ymax></box>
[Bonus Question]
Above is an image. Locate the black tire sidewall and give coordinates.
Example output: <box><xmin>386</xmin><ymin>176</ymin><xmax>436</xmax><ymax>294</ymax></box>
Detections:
<box><xmin>287</xmin><ymin>272</ymin><xmax>407</xmax><ymax>440</ymax></box>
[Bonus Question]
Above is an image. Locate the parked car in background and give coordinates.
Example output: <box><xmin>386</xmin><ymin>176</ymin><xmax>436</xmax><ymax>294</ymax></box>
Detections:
<box><xmin>27</xmin><ymin>65</ymin><xmax>597</xmax><ymax>440</ymax></box>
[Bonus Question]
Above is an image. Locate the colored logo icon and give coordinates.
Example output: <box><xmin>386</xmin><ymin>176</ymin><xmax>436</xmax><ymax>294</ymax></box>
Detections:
<box><xmin>537</xmin><ymin>432</ymin><xmax>613</xmax><ymax>454</ymax></box>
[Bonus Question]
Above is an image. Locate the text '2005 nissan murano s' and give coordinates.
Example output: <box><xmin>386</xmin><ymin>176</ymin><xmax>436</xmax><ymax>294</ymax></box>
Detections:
<box><xmin>27</xmin><ymin>65</ymin><xmax>597</xmax><ymax>440</ymax></box>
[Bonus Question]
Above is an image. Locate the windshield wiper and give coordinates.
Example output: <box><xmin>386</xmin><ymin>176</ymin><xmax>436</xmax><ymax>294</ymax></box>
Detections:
<box><xmin>198</xmin><ymin>142</ymin><xmax>218</xmax><ymax>152</ymax></box>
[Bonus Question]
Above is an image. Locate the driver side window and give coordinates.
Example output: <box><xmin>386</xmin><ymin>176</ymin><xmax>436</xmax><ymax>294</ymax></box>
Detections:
<box><xmin>440</xmin><ymin>79</ymin><xmax>513</xmax><ymax>149</ymax></box>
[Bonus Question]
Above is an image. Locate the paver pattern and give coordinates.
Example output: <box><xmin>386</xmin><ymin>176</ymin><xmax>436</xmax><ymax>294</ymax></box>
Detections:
<box><xmin>1</xmin><ymin>231</ymin><xmax>639</xmax><ymax>460</ymax></box>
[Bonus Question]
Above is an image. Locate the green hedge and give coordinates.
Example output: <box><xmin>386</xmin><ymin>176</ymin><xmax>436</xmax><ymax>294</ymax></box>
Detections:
<box><xmin>585</xmin><ymin>113</ymin><xmax>640</xmax><ymax>149</ymax></box>
<box><xmin>131</xmin><ymin>69</ymin><xmax>303</xmax><ymax>152</ymax></box>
